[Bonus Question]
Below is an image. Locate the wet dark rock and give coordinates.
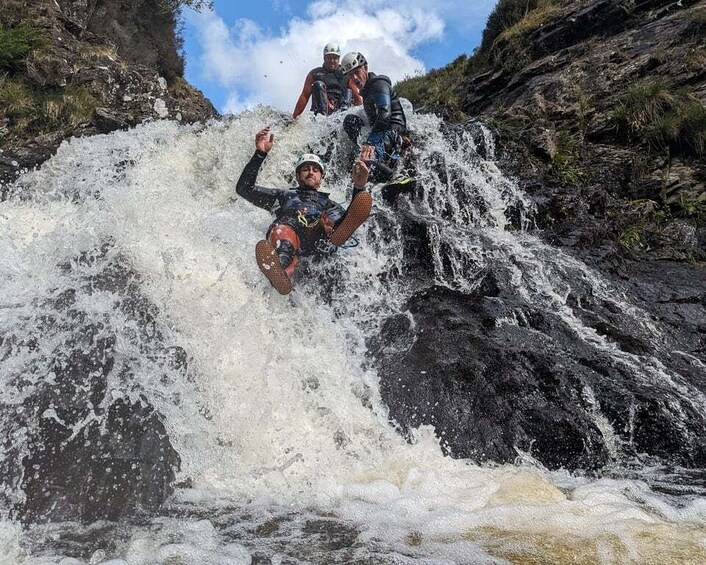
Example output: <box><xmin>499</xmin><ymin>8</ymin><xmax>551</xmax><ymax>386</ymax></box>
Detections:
<box><xmin>374</xmin><ymin>267</ymin><xmax>706</xmax><ymax>471</ymax></box>
<box><xmin>1</xmin><ymin>243</ymin><xmax>184</xmax><ymax>523</ymax></box>
<box><xmin>93</xmin><ymin>108</ymin><xmax>132</xmax><ymax>134</ymax></box>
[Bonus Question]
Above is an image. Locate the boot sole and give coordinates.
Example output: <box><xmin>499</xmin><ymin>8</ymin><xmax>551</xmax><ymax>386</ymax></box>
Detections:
<box><xmin>255</xmin><ymin>240</ymin><xmax>293</xmax><ymax>295</ymax></box>
<box><xmin>330</xmin><ymin>191</ymin><xmax>372</xmax><ymax>246</ymax></box>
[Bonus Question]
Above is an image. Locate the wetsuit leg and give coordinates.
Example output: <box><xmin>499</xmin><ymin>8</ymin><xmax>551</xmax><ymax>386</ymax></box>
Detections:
<box><xmin>267</xmin><ymin>224</ymin><xmax>300</xmax><ymax>278</ymax></box>
<box><xmin>311</xmin><ymin>81</ymin><xmax>328</xmax><ymax>115</ymax></box>
<box><xmin>336</xmin><ymin>88</ymin><xmax>353</xmax><ymax>112</ymax></box>
<box><xmin>365</xmin><ymin>130</ymin><xmax>402</xmax><ymax>183</ymax></box>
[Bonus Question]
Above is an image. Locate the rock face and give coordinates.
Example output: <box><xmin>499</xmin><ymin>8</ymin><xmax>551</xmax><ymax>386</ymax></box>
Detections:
<box><xmin>462</xmin><ymin>0</ymin><xmax>705</xmax><ymax>261</ymax></box>
<box><xmin>381</xmin><ymin>1</ymin><xmax>705</xmax><ymax>472</ymax></box>
<box><xmin>373</xmin><ymin>268</ymin><xmax>706</xmax><ymax>471</ymax></box>
<box><xmin>0</xmin><ymin>244</ymin><xmax>185</xmax><ymax>523</ymax></box>
<box><xmin>0</xmin><ymin>0</ymin><xmax>218</xmax><ymax>186</ymax></box>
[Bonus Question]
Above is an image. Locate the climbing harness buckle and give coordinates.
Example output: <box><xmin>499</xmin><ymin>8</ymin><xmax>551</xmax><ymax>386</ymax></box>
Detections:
<box><xmin>296</xmin><ymin>208</ymin><xmax>321</xmax><ymax>228</ymax></box>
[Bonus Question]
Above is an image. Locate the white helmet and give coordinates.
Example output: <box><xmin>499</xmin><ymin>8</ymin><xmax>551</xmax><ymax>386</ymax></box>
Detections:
<box><xmin>340</xmin><ymin>52</ymin><xmax>367</xmax><ymax>75</ymax></box>
<box><xmin>295</xmin><ymin>153</ymin><xmax>325</xmax><ymax>177</ymax></box>
<box><xmin>323</xmin><ymin>42</ymin><xmax>340</xmax><ymax>57</ymax></box>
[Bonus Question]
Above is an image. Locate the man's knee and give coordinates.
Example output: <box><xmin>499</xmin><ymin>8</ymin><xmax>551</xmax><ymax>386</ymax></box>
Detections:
<box><xmin>344</xmin><ymin>114</ymin><xmax>364</xmax><ymax>141</ymax></box>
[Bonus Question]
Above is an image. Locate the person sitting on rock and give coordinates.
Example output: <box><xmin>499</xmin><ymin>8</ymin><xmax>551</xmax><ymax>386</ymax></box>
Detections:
<box><xmin>340</xmin><ymin>51</ymin><xmax>412</xmax><ymax>188</ymax></box>
<box><xmin>292</xmin><ymin>42</ymin><xmax>362</xmax><ymax>119</ymax></box>
<box><xmin>235</xmin><ymin>126</ymin><xmax>372</xmax><ymax>295</ymax></box>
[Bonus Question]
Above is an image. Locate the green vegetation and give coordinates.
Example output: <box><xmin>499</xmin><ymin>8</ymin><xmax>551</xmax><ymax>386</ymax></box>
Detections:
<box><xmin>677</xmin><ymin>191</ymin><xmax>706</xmax><ymax>218</ymax></box>
<box><xmin>0</xmin><ymin>76</ymin><xmax>99</xmax><ymax>135</ymax></box>
<box><xmin>618</xmin><ymin>224</ymin><xmax>646</xmax><ymax>250</ymax></box>
<box><xmin>396</xmin><ymin>55</ymin><xmax>468</xmax><ymax>118</ymax></box>
<box><xmin>481</xmin><ymin>0</ymin><xmax>554</xmax><ymax>52</ymax></box>
<box><xmin>685</xmin><ymin>47</ymin><xmax>706</xmax><ymax>72</ymax></box>
<box><xmin>550</xmin><ymin>132</ymin><xmax>585</xmax><ymax>185</ymax></box>
<box><xmin>397</xmin><ymin>0</ymin><xmax>572</xmax><ymax>113</ymax></box>
<box><xmin>0</xmin><ymin>23</ymin><xmax>43</xmax><ymax>73</ymax></box>
<box><xmin>612</xmin><ymin>81</ymin><xmax>706</xmax><ymax>157</ymax></box>
<box><xmin>491</xmin><ymin>1</ymin><xmax>562</xmax><ymax>53</ymax></box>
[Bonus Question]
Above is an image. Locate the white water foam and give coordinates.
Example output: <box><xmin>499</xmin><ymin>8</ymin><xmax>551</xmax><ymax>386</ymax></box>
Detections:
<box><xmin>1</xmin><ymin>107</ymin><xmax>706</xmax><ymax>563</ymax></box>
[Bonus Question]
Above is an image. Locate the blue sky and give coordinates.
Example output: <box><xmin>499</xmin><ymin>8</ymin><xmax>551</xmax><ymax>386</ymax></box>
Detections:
<box><xmin>181</xmin><ymin>1</ymin><xmax>497</xmax><ymax>114</ymax></box>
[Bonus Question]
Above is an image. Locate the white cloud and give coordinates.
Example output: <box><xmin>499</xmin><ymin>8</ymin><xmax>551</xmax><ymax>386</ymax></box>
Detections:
<box><xmin>188</xmin><ymin>1</ymin><xmax>495</xmax><ymax>114</ymax></box>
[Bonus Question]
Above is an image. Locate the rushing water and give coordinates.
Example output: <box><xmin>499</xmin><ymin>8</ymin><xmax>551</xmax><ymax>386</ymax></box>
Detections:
<box><xmin>1</xmin><ymin>106</ymin><xmax>705</xmax><ymax>564</ymax></box>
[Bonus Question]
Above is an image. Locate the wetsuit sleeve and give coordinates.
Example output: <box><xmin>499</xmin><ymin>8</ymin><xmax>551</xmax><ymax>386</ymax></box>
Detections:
<box><xmin>293</xmin><ymin>72</ymin><xmax>314</xmax><ymax>118</ymax></box>
<box><xmin>368</xmin><ymin>80</ymin><xmax>393</xmax><ymax>132</ymax></box>
<box><xmin>234</xmin><ymin>151</ymin><xmax>284</xmax><ymax>211</ymax></box>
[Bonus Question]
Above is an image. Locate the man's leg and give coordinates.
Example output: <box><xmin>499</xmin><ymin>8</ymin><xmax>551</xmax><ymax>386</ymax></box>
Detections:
<box><xmin>336</xmin><ymin>88</ymin><xmax>353</xmax><ymax>111</ymax></box>
<box><xmin>311</xmin><ymin>81</ymin><xmax>328</xmax><ymax>115</ymax></box>
<box><xmin>255</xmin><ymin>225</ymin><xmax>300</xmax><ymax>294</ymax></box>
<box><xmin>329</xmin><ymin>191</ymin><xmax>373</xmax><ymax>247</ymax></box>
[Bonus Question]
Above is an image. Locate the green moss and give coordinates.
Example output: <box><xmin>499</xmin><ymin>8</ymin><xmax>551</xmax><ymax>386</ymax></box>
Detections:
<box><xmin>0</xmin><ymin>23</ymin><xmax>43</xmax><ymax>73</ymax></box>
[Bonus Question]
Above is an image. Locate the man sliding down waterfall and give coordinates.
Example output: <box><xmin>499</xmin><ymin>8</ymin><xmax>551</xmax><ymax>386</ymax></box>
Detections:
<box><xmin>340</xmin><ymin>51</ymin><xmax>416</xmax><ymax>203</ymax></box>
<box><xmin>235</xmin><ymin>126</ymin><xmax>373</xmax><ymax>295</ymax></box>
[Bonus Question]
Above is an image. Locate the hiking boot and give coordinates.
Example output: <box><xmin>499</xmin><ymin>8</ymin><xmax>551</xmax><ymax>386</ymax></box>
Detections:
<box><xmin>276</xmin><ymin>240</ymin><xmax>295</xmax><ymax>269</ymax></box>
<box><xmin>255</xmin><ymin>240</ymin><xmax>293</xmax><ymax>295</ymax></box>
<box><xmin>381</xmin><ymin>176</ymin><xmax>417</xmax><ymax>203</ymax></box>
<box><xmin>330</xmin><ymin>191</ymin><xmax>372</xmax><ymax>246</ymax></box>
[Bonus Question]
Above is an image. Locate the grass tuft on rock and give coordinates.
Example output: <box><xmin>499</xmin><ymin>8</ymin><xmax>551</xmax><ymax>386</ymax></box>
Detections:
<box><xmin>0</xmin><ymin>23</ymin><xmax>43</xmax><ymax>73</ymax></box>
<box><xmin>0</xmin><ymin>76</ymin><xmax>99</xmax><ymax>135</ymax></box>
<box><xmin>612</xmin><ymin>81</ymin><xmax>706</xmax><ymax>157</ymax></box>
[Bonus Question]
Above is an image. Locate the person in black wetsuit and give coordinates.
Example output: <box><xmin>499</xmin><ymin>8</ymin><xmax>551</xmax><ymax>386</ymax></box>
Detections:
<box><xmin>340</xmin><ymin>51</ymin><xmax>411</xmax><ymax>185</ymax></box>
<box><xmin>292</xmin><ymin>43</ymin><xmax>362</xmax><ymax>119</ymax></box>
<box><xmin>235</xmin><ymin>126</ymin><xmax>372</xmax><ymax>295</ymax></box>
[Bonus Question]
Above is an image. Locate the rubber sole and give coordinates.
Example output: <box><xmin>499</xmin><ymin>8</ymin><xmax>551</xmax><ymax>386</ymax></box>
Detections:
<box><xmin>381</xmin><ymin>177</ymin><xmax>417</xmax><ymax>202</ymax></box>
<box><xmin>330</xmin><ymin>191</ymin><xmax>373</xmax><ymax>246</ymax></box>
<box><xmin>255</xmin><ymin>240</ymin><xmax>293</xmax><ymax>295</ymax></box>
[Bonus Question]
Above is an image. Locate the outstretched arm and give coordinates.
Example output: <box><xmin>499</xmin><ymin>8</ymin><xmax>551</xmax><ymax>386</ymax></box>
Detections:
<box><xmin>234</xmin><ymin>127</ymin><xmax>282</xmax><ymax>210</ymax></box>
<box><xmin>292</xmin><ymin>73</ymin><xmax>314</xmax><ymax>118</ymax></box>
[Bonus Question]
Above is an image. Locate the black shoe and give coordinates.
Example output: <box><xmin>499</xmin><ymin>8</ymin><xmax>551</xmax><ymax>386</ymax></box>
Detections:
<box><xmin>276</xmin><ymin>240</ymin><xmax>295</xmax><ymax>269</ymax></box>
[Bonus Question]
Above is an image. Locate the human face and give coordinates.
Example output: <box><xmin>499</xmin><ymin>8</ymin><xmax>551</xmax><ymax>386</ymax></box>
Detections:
<box><xmin>347</xmin><ymin>66</ymin><xmax>367</xmax><ymax>90</ymax></box>
<box><xmin>296</xmin><ymin>163</ymin><xmax>323</xmax><ymax>190</ymax></box>
<box><xmin>323</xmin><ymin>54</ymin><xmax>339</xmax><ymax>71</ymax></box>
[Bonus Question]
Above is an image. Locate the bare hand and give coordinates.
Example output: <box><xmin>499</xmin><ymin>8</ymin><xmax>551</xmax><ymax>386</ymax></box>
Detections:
<box><xmin>352</xmin><ymin>159</ymin><xmax>369</xmax><ymax>187</ymax></box>
<box><xmin>359</xmin><ymin>144</ymin><xmax>375</xmax><ymax>162</ymax></box>
<box><xmin>255</xmin><ymin>126</ymin><xmax>274</xmax><ymax>153</ymax></box>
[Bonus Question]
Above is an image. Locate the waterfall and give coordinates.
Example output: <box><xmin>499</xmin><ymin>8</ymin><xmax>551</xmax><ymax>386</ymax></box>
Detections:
<box><xmin>1</xmin><ymin>106</ymin><xmax>705</xmax><ymax>563</ymax></box>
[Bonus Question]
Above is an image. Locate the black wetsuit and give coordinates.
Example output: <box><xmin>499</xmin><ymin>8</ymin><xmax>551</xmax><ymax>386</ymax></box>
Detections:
<box><xmin>360</xmin><ymin>72</ymin><xmax>407</xmax><ymax>134</ymax></box>
<box><xmin>310</xmin><ymin>66</ymin><xmax>351</xmax><ymax>114</ymax></box>
<box><xmin>343</xmin><ymin>73</ymin><xmax>408</xmax><ymax>182</ymax></box>
<box><xmin>235</xmin><ymin>151</ymin><xmax>348</xmax><ymax>254</ymax></box>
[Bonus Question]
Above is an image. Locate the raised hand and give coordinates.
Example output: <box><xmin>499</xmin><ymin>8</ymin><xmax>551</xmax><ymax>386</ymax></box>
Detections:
<box><xmin>352</xmin><ymin>159</ymin><xmax>369</xmax><ymax>188</ymax></box>
<box><xmin>359</xmin><ymin>144</ymin><xmax>375</xmax><ymax>162</ymax></box>
<box><xmin>255</xmin><ymin>126</ymin><xmax>274</xmax><ymax>154</ymax></box>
